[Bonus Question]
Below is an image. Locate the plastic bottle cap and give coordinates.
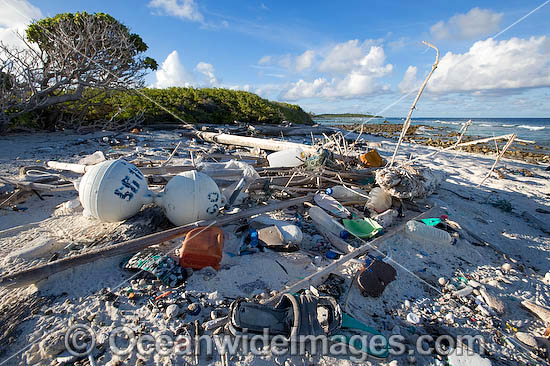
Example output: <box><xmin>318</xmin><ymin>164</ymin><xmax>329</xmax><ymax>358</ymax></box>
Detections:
<box><xmin>339</xmin><ymin>230</ymin><xmax>349</xmax><ymax>239</ymax></box>
<box><xmin>325</xmin><ymin>188</ymin><xmax>333</xmax><ymax>195</ymax></box>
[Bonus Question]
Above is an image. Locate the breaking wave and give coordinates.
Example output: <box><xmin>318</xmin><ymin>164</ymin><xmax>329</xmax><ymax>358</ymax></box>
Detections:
<box><xmin>518</xmin><ymin>125</ymin><xmax>545</xmax><ymax>131</ymax></box>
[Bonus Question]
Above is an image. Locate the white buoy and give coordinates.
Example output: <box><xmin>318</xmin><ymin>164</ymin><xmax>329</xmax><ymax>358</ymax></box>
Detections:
<box><xmin>154</xmin><ymin>170</ymin><xmax>224</xmax><ymax>226</ymax></box>
<box><xmin>78</xmin><ymin>161</ymin><xmax>223</xmax><ymax>226</ymax></box>
<box><xmin>78</xmin><ymin>160</ymin><xmax>153</xmax><ymax>222</ymax></box>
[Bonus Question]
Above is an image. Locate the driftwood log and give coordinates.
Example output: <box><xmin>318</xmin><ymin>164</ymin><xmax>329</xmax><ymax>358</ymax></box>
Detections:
<box><xmin>0</xmin><ymin>195</ymin><xmax>314</xmax><ymax>288</ymax></box>
<box><xmin>192</xmin><ymin>131</ymin><xmax>318</xmax><ymax>154</ymax></box>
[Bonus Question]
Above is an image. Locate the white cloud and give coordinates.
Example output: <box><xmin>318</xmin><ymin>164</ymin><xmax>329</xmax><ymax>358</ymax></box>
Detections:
<box><xmin>283</xmin><ymin>41</ymin><xmax>392</xmax><ymax>100</ymax></box>
<box><xmin>399</xmin><ymin>36</ymin><xmax>550</xmax><ymax>94</ymax></box>
<box><xmin>283</xmin><ymin>72</ymin><xmax>389</xmax><ymax>100</ymax></box>
<box><xmin>398</xmin><ymin>66</ymin><xmax>420</xmax><ymax>93</ymax></box>
<box><xmin>295</xmin><ymin>50</ymin><xmax>315</xmax><ymax>71</ymax></box>
<box><xmin>284</xmin><ymin>78</ymin><xmax>328</xmax><ymax>99</ymax></box>
<box><xmin>152</xmin><ymin>50</ymin><xmax>194</xmax><ymax>88</ymax></box>
<box><xmin>148</xmin><ymin>0</ymin><xmax>203</xmax><ymax>22</ymax></box>
<box><xmin>318</xmin><ymin>40</ymin><xmax>391</xmax><ymax>77</ymax></box>
<box><xmin>196</xmin><ymin>61</ymin><xmax>218</xmax><ymax>86</ymax></box>
<box><xmin>0</xmin><ymin>0</ymin><xmax>42</xmax><ymax>47</ymax></box>
<box><xmin>258</xmin><ymin>55</ymin><xmax>272</xmax><ymax>65</ymax></box>
<box><xmin>430</xmin><ymin>8</ymin><xmax>503</xmax><ymax>41</ymax></box>
<box><xmin>228</xmin><ymin>84</ymin><xmax>250</xmax><ymax>92</ymax></box>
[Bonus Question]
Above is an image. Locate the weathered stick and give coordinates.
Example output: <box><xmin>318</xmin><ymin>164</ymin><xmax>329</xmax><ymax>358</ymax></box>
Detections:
<box><xmin>389</xmin><ymin>41</ymin><xmax>439</xmax><ymax>167</ymax></box>
<box><xmin>403</xmin><ymin>133</ymin><xmax>529</xmax><ymax>166</ymax></box>
<box><xmin>265</xmin><ymin>207</ymin><xmax>434</xmax><ymax>303</ymax></box>
<box><xmin>0</xmin><ymin>195</ymin><xmax>314</xmax><ymax>288</ymax></box>
<box><xmin>478</xmin><ymin>134</ymin><xmax>516</xmax><ymax>186</ymax></box>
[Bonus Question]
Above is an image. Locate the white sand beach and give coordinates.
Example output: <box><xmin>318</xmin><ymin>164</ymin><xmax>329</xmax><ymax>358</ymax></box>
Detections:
<box><xmin>0</xmin><ymin>128</ymin><xmax>548</xmax><ymax>366</ymax></box>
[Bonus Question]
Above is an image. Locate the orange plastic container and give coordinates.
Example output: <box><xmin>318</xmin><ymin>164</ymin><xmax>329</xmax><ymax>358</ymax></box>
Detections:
<box><xmin>179</xmin><ymin>227</ymin><xmax>224</xmax><ymax>270</ymax></box>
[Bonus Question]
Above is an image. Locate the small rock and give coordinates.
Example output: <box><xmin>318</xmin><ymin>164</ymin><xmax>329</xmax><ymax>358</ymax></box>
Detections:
<box><xmin>445</xmin><ymin>313</ymin><xmax>455</xmax><ymax>324</ymax></box>
<box><xmin>501</xmin><ymin>263</ymin><xmax>512</xmax><ymax>273</ymax></box>
<box><xmin>516</xmin><ymin>332</ymin><xmax>538</xmax><ymax>348</ymax></box>
<box><xmin>404</xmin><ymin>300</ymin><xmax>411</xmax><ymax>309</ymax></box>
<box><xmin>166</xmin><ymin>304</ymin><xmax>180</xmax><ymax>319</ymax></box>
<box><xmin>188</xmin><ymin>303</ymin><xmax>201</xmax><ymax>316</ymax></box>
<box><xmin>480</xmin><ymin>288</ymin><xmax>505</xmax><ymax>314</ymax></box>
<box><xmin>544</xmin><ymin>272</ymin><xmax>550</xmax><ymax>285</ymax></box>
<box><xmin>521</xmin><ymin>300</ymin><xmax>550</xmax><ymax>323</ymax></box>
<box><xmin>438</xmin><ymin>277</ymin><xmax>447</xmax><ymax>286</ymax></box>
<box><xmin>39</xmin><ymin>331</ymin><xmax>66</xmax><ymax>357</ymax></box>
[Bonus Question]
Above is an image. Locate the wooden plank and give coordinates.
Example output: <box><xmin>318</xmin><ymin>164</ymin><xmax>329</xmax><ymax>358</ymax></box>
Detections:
<box><xmin>0</xmin><ymin>195</ymin><xmax>314</xmax><ymax>288</ymax></box>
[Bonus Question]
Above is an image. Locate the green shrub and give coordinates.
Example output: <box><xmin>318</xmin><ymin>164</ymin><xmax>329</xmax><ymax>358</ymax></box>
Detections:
<box><xmin>81</xmin><ymin>87</ymin><xmax>313</xmax><ymax>126</ymax></box>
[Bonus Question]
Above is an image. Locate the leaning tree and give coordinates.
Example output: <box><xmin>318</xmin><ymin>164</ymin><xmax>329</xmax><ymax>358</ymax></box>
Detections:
<box><xmin>0</xmin><ymin>12</ymin><xmax>157</xmax><ymax>130</ymax></box>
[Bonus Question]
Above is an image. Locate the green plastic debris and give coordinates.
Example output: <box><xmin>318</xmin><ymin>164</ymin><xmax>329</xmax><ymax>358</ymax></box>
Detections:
<box><xmin>420</xmin><ymin>218</ymin><xmax>442</xmax><ymax>226</ymax></box>
<box><xmin>342</xmin><ymin>218</ymin><xmax>382</xmax><ymax>239</ymax></box>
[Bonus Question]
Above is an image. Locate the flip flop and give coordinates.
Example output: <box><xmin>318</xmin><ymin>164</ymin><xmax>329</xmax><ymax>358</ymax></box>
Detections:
<box><xmin>342</xmin><ymin>218</ymin><xmax>383</xmax><ymax>239</ymax></box>
<box><xmin>332</xmin><ymin>313</ymin><xmax>390</xmax><ymax>359</ymax></box>
<box><xmin>228</xmin><ymin>293</ymin><xmax>342</xmax><ymax>340</ymax></box>
<box><xmin>356</xmin><ymin>258</ymin><xmax>396</xmax><ymax>297</ymax></box>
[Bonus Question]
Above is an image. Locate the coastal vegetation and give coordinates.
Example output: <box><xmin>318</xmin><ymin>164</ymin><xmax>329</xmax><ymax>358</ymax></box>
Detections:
<box><xmin>0</xmin><ymin>11</ymin><xmax>312</xmax><ymax>131</ymax></box>
<box><xmin>74</xmin><ymin>88</ymin><xmax>313</xmax><ymax>128</ymax></box>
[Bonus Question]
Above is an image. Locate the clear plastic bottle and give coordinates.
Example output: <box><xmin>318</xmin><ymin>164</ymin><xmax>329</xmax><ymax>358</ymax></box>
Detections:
<box><xmin>308</xmin><ymin>206</ymin><xmax>348</xmax><ymax>239</ymax></box>
<box><xmin>325</xmin><ymin>185</ymin><xmax>369</xmax><ymax>200</ymax></box>
<box><xmin>405</xmin><ymin>220</ymin><xmax>453</xmax><ymax>245</ymax></box>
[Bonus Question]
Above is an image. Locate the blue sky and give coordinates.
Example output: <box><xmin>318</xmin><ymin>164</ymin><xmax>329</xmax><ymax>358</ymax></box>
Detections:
<box><xmin>1</xmin><ymin>0</ymin><xmax>550</xmax><ymax>117</ymax></box>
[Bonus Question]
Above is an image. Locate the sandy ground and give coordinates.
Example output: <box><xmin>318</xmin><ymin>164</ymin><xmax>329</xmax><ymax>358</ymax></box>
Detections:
<box><xmin>0</xmin><ymin>128</ymin><xmax>549</xmax><ymax>366</ymax></box>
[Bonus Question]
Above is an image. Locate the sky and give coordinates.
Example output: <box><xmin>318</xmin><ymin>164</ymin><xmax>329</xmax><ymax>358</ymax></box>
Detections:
<box><xmin>1</xmin><ymin>0</ymin><xmax>549</xmax><ymax>118</ymax></box>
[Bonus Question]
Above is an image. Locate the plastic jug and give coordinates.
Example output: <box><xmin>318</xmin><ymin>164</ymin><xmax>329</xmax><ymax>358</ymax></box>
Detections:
<box><xmin>326</xmin><ymin>185</ymin><xmax>369</xmax><ymax>200</ymax></box>
<box><xmin>179</xmin><ymin>227</ymin><xmax>224</xmax><ymax>270</ymax></box>
<box><xmin>404</xmin><ymin>220</ymin><xmax>453</xmax><ymax>245</ymax></box>
<box><xmin>366</xmin><ymin>187</ymin><xmax>392</xmax><ymax>214</ymax></box>
<box><xmin>308</xmin><ymin>206</ymin><xmax>348</xmax><ymax>239</ymax></box>
<box><xmin>267</xmin><ymin>148</ymin><xmax>304</xmax><ymax>168</ymax></box>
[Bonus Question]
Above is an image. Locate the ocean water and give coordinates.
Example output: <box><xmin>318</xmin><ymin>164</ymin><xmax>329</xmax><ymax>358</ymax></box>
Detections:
<box><xmin>315</xmin><ymin>117</ymin><xmax>550</xmax><ymax>149</ymax></box>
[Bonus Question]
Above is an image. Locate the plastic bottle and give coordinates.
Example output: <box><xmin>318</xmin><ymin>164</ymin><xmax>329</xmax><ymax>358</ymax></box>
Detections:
<box><xmin>266</xmin><ymin>148</ymin><xmax>304</xmax><ymax>168</ymax></box>
<box><xmin>325</xmin><ymin>185</ymin><xmax>369</xmax><ymax>200</ymax></box>
<box><xmin>404</xmin><ymin>220</ymin><xmax>453</xmax><ymax>245</ymax></box>
<box><xmin>308</xmin><ymin>206</ymin><xmax>348</xmax><ymax>239</ymax></box>
<box><xmin>366</xmin><ymin>187</ymin><xmax>392</xmax><ymax>214</ymax></box>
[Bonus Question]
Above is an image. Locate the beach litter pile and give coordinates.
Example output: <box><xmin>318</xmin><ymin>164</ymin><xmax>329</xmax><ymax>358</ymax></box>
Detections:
<box><xmin>0</xmin><ymin>123</ymin><xmax>549</xmax><ymax>366</ymax></box>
